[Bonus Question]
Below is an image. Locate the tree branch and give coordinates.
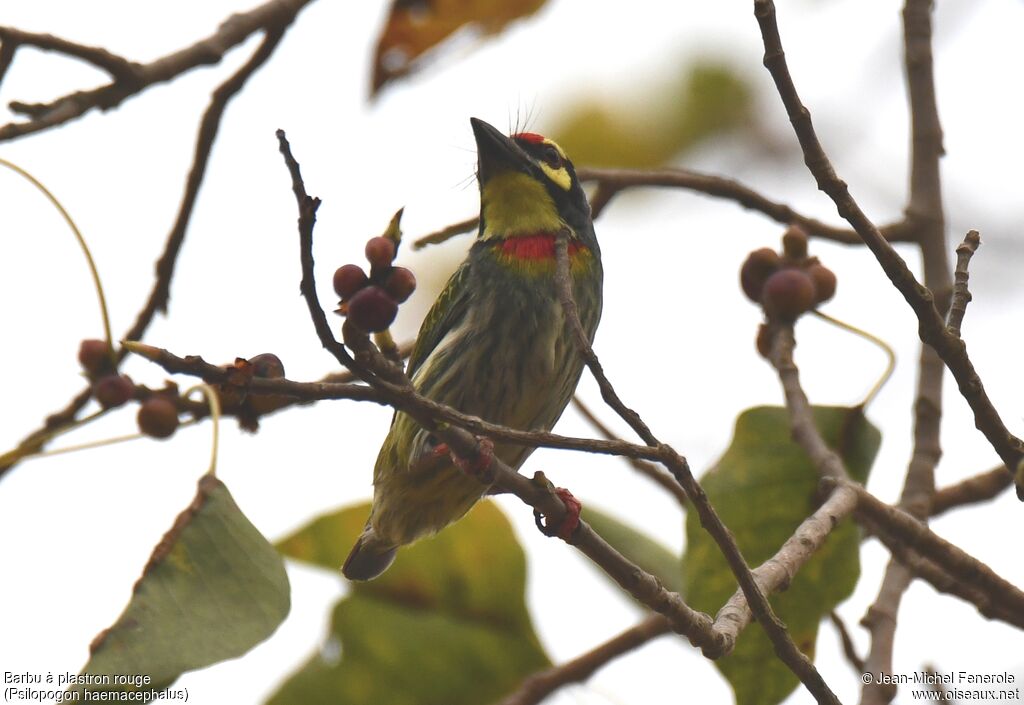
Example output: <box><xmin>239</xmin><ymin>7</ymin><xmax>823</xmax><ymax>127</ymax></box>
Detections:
<box><xmin>0</xmin><ymin>26</ymin><xmax>294</xmax><ymax>481</ymax></box>
<box><xmin>498</xmin><ymin>615</ymin><xmax>671</xmax><ymax>705</ymax></box>
<box><xmin>0</xmin><ymin>26</ymin><xmax>141</xmax><ymax>83</ymax></box>
<box><xmin>946</xmin><ymin>229</ymin><xmax>980</xmax><ymax>338</ymax></box>
<box><xmin>411</xmin><ymin>167</ymin><xmax>913</xmax><ymax>251</ymax></box>
<box><xmin>829</xmin><ymin>478</ymin><xmax>1024</xmax><ymax>628</ymax></box>
<box><xmin>930</xmin><ymin>466</ymin><xmax>1010</xmax><ymax>516</ymax></box>
<box><xmin>0</xmin><ymin>0</ymin><xmax>313</xmax><ymax>142</ymax></box>
<box><xmin>572</xmin><ymin>396</ymin><xmax>689</xmax><ymax>508</ymax></box>
<box><xmin>553</xmin><ymin>232</ymin><xmax>840</xmax><ymax>704</ymax></box>
<box><xmin>752</xmin><ymin>0</ymin><xmax>1023</xmax><ymax>497</ymax></box>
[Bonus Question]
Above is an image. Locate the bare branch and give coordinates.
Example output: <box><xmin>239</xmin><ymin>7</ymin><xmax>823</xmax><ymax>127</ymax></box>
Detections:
<box><xmin>0</xmin><ymin>0</ymin><xmax>313</xmax><ymax>142</ymax></box>
<box><xmin>411</xmin><ymin>168</ymin><xmax>914</xmax><ymax>251</ymax></box>
<box><xmin>830</xmin><ymin>478</ymin><xmax>1024</xmax><ymax>627</ymax></box>
<box><xmin>553</xmin><ymin>232</ymin><xmax>840</xmax><ymax>703</ymax></box>
<box><xmin>499</xmin><ymin>615</ymin><xmax>671</xmax><ymax>705</ymax></box>
<box><xmin>572</xmin><ymin>396</ymin><xmax>689</xmax><ymax>508</ymax></box>
<box><xmin>752</xmin><ymin>0</ymin><xmax>1023</xmax><ymax>497</ymax></box>
<box><xmin>829</xmin><ymin>612</ymin><xmax>865</xmax><ymax>673</ymax></box>
<box><xmin>930</xmin><ymin>466</ymin><xmax>1011</xmax><ymax>517</ymax></box>
<box><xmin>0</xmin><ymin>27</ymin><xmax>293</xmax><ymax>481</ymax></box>
<box><xmin>576</xmin><ymin>167</ymin><xmax>912</xmax><ymax>245</ymax></box>
<box><xmin>767</xmin><ymin>323</ymin><xmax>850</xmax><ymax>480</ymax></box>
<box><xmin>0</xmin><ymin>26</ymin><xmax>140</xmax><ymax>82</ymax></box>
<box><xmin>946</xmin><ymin>230</ymin><xmax>981</xmax><ymax>338</ymax></box>
<box><xmin>861</xmin><ymin>0</ymin><xmax>950</xmax><ymax>697</ymax></box>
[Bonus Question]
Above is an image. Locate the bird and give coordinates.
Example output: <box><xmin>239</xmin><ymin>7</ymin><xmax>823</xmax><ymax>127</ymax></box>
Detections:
<box><xmin>342</xmin><ymin>117</ymin><xmax>603</xmax><ymax>580</ymax></box>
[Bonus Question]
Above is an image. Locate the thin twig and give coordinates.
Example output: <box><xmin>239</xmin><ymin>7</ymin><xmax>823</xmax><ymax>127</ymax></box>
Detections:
<box><xmin>0</xmin><ymin>27</ymin><xmax>293</xmax><ymax>481</ymax></box>
<box><xmin>946</xmin><ymin>230</ymin><xmax>981</xmax><ymax>337</ymax></box>
<box><xmin>860</xmin><ymin>0</ymin><xmax>950</xmax><ymax>698</ymax></box>
<box><xmin>869</xmin><ymin>519</ymin><xmax>1024</xmax><ymax>629</ymax></box>
<box><xmin>410</xmin><ymin>216</ymin><xmax>478</xmax><ymax>250</ymax></box>
<box><xmin>553</xmin><ymin>231</ymin><xmax>840</xmax><ymax>704</ymax></box>
<box><xmin>767</xmin><ymin>324</ymin><xmax>849</xmax><ymax>480</ymax></box>
<box><xmin>930</xmin><ymin>466</ymin><xmax>1010</xmax><ymax>517</ymax></box>
<box><xmin>753</xmin><ymin>0</ymin><xmax>1024</xmax><ymax>498</ymax></box>
<box><xmin>123</xmin><ymin>340</ymin><xmax>665</xmax><ymax>462</ymax></box>
<box><xmin>498</xmin><ymin>615</ymin><xmax>671</xmax><ymax>705</ymax></box>
<box><xmin>0</xmin><ymin>26</ymin><xmax>140</xmax><ymax>82</ymax></box>
<box><xmin>712</xmin><ymin>483</ymin><xmax>859</xmax><ymax>648</ymax></box>
<box><xmin>410</xmin><ymin>168</ymin><xmax>913</xmax><ymax>251</ymax></box>
<box><xmin>572</xmin><ymin>396</ymin><xmax>688</xmax><ymax>507</ymax></box>
<box><xmin>0</xmin><ymin>0</ymin><xmax>314</xmax><ymax>142</ymax></box>
<box><xmin>829</xmin><ymin>612</ymin><xmax>865</xmax><ymax>673</ymax></box>
<box><xmin>829</xmin><ymin>478</ymin><xmax>1024</xmax><ymax>626</ymax></box>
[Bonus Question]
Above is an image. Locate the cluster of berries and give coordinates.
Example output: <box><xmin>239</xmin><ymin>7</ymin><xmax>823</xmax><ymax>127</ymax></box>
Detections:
<box><xmin>78</xmin><ymin>339</ymin><xmax>179</xmax><ymax>439</ymax></box>
<box><xmin>740</xmin><ymin>226</ymin><xmax>836</xmax><ymax>320</ymax></box>
<box><xmin>333</xmin><ymin>236</ymin><xmax>416</xmax><ymax>333</ymax></box>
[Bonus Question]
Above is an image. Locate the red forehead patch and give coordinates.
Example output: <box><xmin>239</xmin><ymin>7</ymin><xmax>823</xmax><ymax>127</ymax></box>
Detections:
<box><xmin>513</xmin><ymin>132</ymin><xmax>546</xmax><ymax>144</ymax></box>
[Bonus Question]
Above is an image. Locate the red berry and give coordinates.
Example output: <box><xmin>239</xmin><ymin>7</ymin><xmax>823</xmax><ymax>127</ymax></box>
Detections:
<box><xmin>333</xmin><ymin>264</ymin><xmax>368</xmax><ymax>299</ymax></box>
<box><xmin>93</xmin><ymin>374</ymin><xmax>135</xmax><ymax>409</ymax></box>
<box><xmin>384</xmin><ymin>266</ymin><xmax>417</xmax><ymax>303</ymax></box>
<box><xmin>782</xmin><ymin>226</ymin><xmax>809</xmax><ymax>260</ymax></box>
<box><xmin>78</xmin><ymin>339</ymin><xmax>113</xmax><ymax>376</ymax></box>
<box><xmin>137</xmin><ymin>396</ymin><xmax>180</xmax><ymax>439</ymax></box>
<box><xmin>762</xmin><ymin>268</ymin><xmax>816</xmax><ymax>319</ymax></box>
<box><xmin>347</xmin><ymin>285</ymin><xmax>398</xmax><ymax>332</ymax></box>
<box><xmin>807</xmin><ymin>263</ymin><xmax>837</xmax><ymax>304</ymax></box>
<box><xmin>364</xmin><ymin>236</ymin><xmax>396</xmax><ymax>269</ymax></box>
<box><xmin>249</xmin><ymin>353</ymin><xmax>285</xmax><ymax>379</ymax></box>
<box><xmin>740</xmin><ymin>248</ymin><xmax>782</xmax><ymax>302</ymax></box>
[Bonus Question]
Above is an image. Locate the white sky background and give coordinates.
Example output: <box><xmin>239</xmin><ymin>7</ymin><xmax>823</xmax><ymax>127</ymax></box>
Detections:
<box><xmin>2</xmin><ymin>0</ymin><xmax>1024</xmax><ymax>703</ymax></box>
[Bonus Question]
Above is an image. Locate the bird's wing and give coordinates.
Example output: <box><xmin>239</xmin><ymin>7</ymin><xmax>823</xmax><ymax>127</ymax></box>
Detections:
<box><xmin>406</xmin><ymin>260</ymin><xmax>472</xmax><ymax>380</ymax></box>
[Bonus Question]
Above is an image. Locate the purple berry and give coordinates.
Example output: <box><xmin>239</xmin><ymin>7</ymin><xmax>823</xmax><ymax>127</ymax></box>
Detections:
<box><xmin>347</xmin><ymin>285</ymin><xmax>398</xmax><ymax>332</ymax></box>
<box><xmin>384</xmin><ymin>266</ymin><xmax>417</xmax><ymax>303</ymax></box>
<box><xmin>333</xmin><ymin>264</ymin><xmax>369</xmax><ymax>299</ymax></box>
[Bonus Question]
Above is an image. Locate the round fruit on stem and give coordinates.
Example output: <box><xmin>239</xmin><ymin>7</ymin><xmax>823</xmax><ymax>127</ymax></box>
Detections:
<box><xmin>807</xmin><ymin>263</ymin><xmax>837</xmax><ymax>304</ymax></box>
<box><xmin>333</xmin><ymin>264</ymin><xmax>369</xmax><ymax>299</ymax></box>
<box><xmin>364</xmin><ymin>236</ymin><xmax>396</xmax><ymax>269</ymax></box>
<box><xmin>93</xmin><ymin>374</ymin><xmax>135</xmax><ymax>409</ymax></box>
<box><xmin>762</xmin><ymin>268</ymin><xmax>816</xmax><ymax>319</ymax></box>
<box><xmin>347</xmin><ymin>285</ymin><xmax>398</xmax><ymax>332</ymax></box>
<box><xmin>740</xmin><ymin>248</ymin><xmax>782</xmax><ymax>303</ymax></box>
<box><xmin>137</xmin><ymin>396</ymin><xmax>180</xmax><ymax>439</ymax></box>
<box><xmin>78</xmin><ymin>338</ymin><xmax>114</xmax><ymax>376</ymax></box>
<box><xmin>383</xmin><ymin>266</ymin><xmax>416</xmax><ymax>303</ymax></box>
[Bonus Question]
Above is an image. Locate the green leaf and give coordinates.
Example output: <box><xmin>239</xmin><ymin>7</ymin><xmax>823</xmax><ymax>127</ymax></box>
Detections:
<box><xmin>269</xmin><ymin>500</ymin><xmax>549</xmax><ymax>705</ymax></box>
<box><xmin>72</xmin><ymin>475</ymin><xmax>290</xmax><ymax>700</ymax></box>
<box><xmin>582</xmin><ymin>505</ymin><xmax>684</xmax><ymax>594</ymax></box>
<box><xmin>683</xmin><ymin>406</ymin><xmax>879</xmax><ymax>705</ymax></box>
<box><xmin>554</xmin><ymin>61</ymin><xmax>752</xmax><ymax>169</ymax></box>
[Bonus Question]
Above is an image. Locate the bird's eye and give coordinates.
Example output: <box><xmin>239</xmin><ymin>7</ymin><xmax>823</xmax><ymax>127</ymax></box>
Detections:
<box><xmin>542</xmin><ymin>145</ymin><xmax>563</xmax><ymax>169</ymax></box>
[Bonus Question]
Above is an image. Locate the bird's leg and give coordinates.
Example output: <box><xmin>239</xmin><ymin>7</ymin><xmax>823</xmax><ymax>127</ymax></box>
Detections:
<box><xmin>531</xmin><ymin>471</ymin><xmax>583</xmax><ymax>542</ymax></box>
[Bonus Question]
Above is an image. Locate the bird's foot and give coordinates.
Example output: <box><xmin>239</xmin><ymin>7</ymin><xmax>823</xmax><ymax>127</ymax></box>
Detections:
<box><xmin>532</xmin><ymin>472</ymin><xmax>582</xmax><ymax>542</ymax></box>
<box><xmin>450</xmin><ymin>436</ymin><xmax>495</xmax><ymax>484</ymax></box>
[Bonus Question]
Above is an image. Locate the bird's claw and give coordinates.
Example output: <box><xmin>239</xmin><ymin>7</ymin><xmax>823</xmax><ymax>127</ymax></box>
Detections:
<box><xmin>450</xmin><ymin>437</ymin><xmax>495</xmax><ymax>484</ymax></box>
<box><xmin>534</xmin><ymin>486</ymin><xmax>582</xmax><ymax>542</ymax></box>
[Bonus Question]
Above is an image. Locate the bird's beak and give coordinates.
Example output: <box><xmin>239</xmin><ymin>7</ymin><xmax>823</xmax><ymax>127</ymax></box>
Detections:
<box><xmin>471</xmin><ymin>117</ymin><xmax>529</xmax><ymax>185</ymax></box>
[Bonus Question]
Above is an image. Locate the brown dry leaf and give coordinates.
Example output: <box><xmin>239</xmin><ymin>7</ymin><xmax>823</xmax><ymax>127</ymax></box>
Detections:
<box><xmin>371</xmin><ymin>0</ymin><xmax>548</xmax><ymax>96</ymax></box>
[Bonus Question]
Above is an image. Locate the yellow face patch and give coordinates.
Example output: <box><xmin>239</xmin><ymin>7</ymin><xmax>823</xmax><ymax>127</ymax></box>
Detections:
<box><xmin>536</xmin><ymin>138</ymin><xmax>572</xmax><ymax>191</ymax></box>
<box><xmin>481</xmin><ymin>171</ymin><xmax>564</xmax><ymax>240</ymax></box>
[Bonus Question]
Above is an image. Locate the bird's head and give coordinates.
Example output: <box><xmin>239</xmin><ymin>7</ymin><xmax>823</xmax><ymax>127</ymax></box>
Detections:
<box><xmin>470</xmin><ymin>117</ymin><xmax>591</xmax><ymax>243</ymax></box>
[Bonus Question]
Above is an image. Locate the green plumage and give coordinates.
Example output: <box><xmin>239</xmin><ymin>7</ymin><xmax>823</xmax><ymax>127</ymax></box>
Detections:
<box><xmin>343</xmin><ymin>118</ymin><xmax>603</xmax><ymax>580</ymax></box>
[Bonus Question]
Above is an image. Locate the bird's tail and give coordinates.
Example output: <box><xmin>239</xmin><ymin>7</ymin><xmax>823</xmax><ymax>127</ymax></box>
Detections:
<box><xmin>342</xmin><ymin>525</ymin><xmax>397</xmax><ymax>581</ymax></box>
